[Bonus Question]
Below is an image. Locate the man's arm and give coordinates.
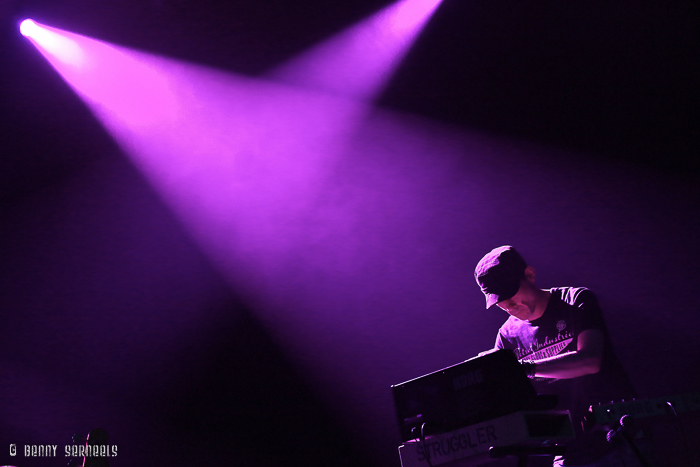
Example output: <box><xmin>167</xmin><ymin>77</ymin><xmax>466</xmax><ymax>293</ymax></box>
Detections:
<box><xmin>531</xmin><ymin>329</ymin><xmax>603</xmax><ymax>379</ymax></box>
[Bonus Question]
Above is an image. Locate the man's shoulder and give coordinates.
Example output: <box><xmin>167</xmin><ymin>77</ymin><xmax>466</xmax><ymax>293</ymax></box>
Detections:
<box><xmin>549</xmin><ymin>286</ymin><xmax>597</xmax><ymax>307</ymax></box>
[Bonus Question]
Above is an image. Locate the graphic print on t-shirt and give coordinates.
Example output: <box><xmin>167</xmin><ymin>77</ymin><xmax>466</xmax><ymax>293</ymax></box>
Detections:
<box><xmin>513</xmin><ymin>329</ymin><xmax>574</xmax><ymax>363</ymax></box>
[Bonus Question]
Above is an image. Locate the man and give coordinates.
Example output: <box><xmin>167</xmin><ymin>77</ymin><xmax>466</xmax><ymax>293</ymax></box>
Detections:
<box><xmin>474</xmin><ymin>246</ymin><xmax>641</xmax><ymax>466</ymax></box>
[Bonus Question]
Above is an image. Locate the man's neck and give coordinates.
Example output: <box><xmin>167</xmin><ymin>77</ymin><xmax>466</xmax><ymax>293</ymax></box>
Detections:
<box><xmin>529</xmin><ymin>288</ymin><xmax>552</xmax><ymax>321</ymax></box>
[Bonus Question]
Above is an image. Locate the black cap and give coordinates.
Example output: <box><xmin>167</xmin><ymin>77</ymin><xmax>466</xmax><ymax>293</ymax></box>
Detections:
<box><xmin>474</xmin><ymin>246</ymin><xmax>527</xmax><ymax>308</ymax></box>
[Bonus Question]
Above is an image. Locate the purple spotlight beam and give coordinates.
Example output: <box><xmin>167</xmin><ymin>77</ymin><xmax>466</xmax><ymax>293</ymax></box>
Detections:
<box><xmin>18</xmin><ymin>19</ymin><xmax>370</xmax><ymax>310</ymax></box>
<box><xmin>20</xmin><ymin>19</ymin><xmax>179</xmax><ymax>129</ymax></box>
<box><xmin>19</xmin><ymin>19</ymin><xmax>87</xmax><ymax>68</ymax></box>
<box><xmin>17</xmin><ymin>14</ymin><xmax>452</xmax><ymax>467</ymax></box>
<box><xmin>269</xmin><ymin>0</ymin><xmax>444</xmax><ymax>100</ymax></box>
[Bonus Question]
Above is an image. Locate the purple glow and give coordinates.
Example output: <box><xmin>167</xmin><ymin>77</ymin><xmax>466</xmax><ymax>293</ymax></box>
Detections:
<box><xmin>19</xmin><ymin>19</ymin><xmax>37</xmax><ymax>37</ymax></box>
<box><xmin>18</xmin><ymin>17</ymin><xmax>698</xmax><ymax>467</ymax></box>
<box><xmin>20</xmin><ymin>22</ymin><xmax>369</xmax><ymax>269</ymax></box>
<box><xmin>389</xmin><ymin>0</ymin><xmax>444</xmax><ymax>34</ymax></box>
<box><xmin>20</xmin><ymin>19</ymin><xmax>85</xmax><ymax>67</ymax></box>
<box><xmin>22</xmin><ymin>23</ymin><xmax>178</xmax><ymax>128</ymax></box>
<box><xmin>269</xmin><ymin>0</ymin><xmax>443</xmax><ymax>100</ymax></box>
<box><xmin>20</xmin><ymin>18</ymin><xmax>464</xmax><ymax>464</ymax></box>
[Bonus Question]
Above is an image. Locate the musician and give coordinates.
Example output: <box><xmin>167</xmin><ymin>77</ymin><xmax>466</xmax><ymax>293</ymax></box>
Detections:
<box><xmin>475</xmin><ymin>246</ymin><xmax>641</xmax><ymax>466</ymax></box>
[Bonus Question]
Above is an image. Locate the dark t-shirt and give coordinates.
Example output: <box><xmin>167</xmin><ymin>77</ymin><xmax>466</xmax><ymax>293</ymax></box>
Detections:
<box><xmin>495</xmin><ymin>287</ymin><xmax>636</xmax><ymax>430</ymax></box>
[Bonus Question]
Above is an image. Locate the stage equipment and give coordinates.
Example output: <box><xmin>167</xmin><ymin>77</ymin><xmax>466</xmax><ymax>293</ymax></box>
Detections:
<box><xmin>392</xmin><ymin>349</ymin><xmax>555</xmax><ymax>442</ymax></box>
<box><xmin>397</xmin><ymin>410</ymin><xmax>573</xmax><ymax>467</ymax></box>
<box><xmin>392</xmin><ymin>350</ymin><xmax>572</xmax><ymax>467</ymax></box>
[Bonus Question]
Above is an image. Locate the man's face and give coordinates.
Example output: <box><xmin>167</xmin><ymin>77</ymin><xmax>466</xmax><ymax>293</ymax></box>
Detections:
<box><xmin>496</xmin><ymin>280</ymin><xmax>539</xmax><ymax>321</ymax></box>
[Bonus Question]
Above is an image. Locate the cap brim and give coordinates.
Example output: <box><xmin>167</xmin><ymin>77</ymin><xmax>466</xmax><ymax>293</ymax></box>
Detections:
<box><xmin>484</xmin><ymin>293</ymin><xmax>500</xmax><ymax>309</ymax></box>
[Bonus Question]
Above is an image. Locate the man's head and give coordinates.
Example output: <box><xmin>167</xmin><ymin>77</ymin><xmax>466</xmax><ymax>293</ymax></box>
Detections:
<box><xmin>474</xmin><ymin>246</ymin><xmax>548</xmax><ymax>321</ymax></box>
<box><xmin>474</xmin><ymin>246</ymin><xmax>527</xmax><ymax>308</ymax></box>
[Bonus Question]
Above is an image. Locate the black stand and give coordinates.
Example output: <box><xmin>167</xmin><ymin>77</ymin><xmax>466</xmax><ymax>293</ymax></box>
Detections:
<box><xmin>607</xmin><ymin>415</ymin><xmax>652</xmax><ymax>467</ymax></box>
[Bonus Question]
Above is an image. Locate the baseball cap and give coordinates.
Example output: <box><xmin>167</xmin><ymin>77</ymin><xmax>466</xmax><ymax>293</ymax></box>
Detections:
<box><xmin>474</xmin><ymin>245</ymin><xmax>527</xmax><ymax>308</ymax></box>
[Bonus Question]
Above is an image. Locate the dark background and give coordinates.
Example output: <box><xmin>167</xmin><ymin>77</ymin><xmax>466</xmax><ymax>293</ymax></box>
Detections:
<box><xmin>1</xmin><ymin>1</ymin><xmax>699</xmax><ymax>466</ymax></box>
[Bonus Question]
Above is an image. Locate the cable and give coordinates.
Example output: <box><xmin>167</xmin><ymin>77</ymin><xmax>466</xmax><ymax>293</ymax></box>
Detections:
<box><xmin>420</xmin><ymin>423</ymin><xmax>434</xmax><ymax>467</ymax></box>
